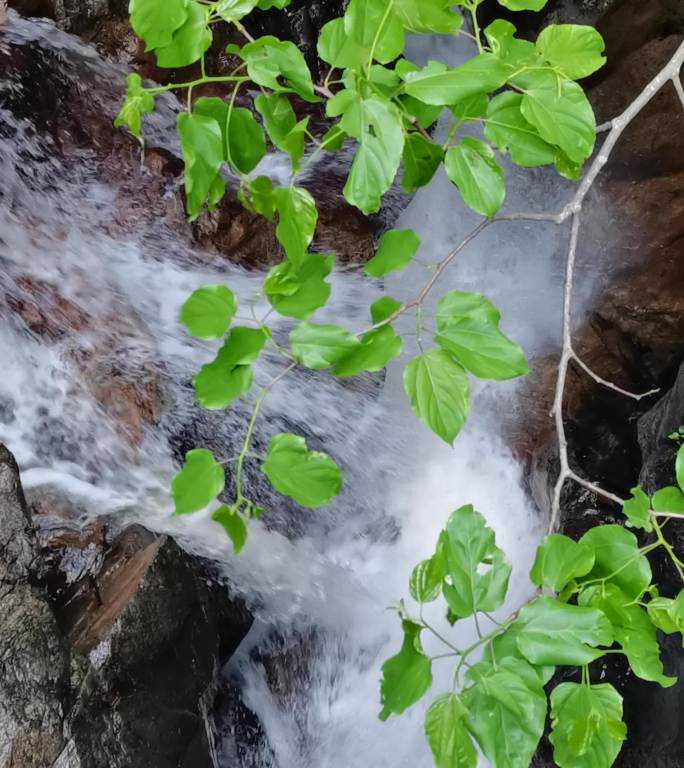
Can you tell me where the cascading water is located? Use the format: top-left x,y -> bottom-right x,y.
0,13 -> 594,767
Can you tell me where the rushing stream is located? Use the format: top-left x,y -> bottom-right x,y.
0,13 -> 606,767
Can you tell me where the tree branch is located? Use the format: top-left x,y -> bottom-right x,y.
544,40 -> 684,532
570,351 -> 661,401
673,73 -> 684,110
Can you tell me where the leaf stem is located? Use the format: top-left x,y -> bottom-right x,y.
367,0 -> 395,76
653,518 -> 684,582
467,2 -> 483,54
234,362 -> 296,500
420,619 -> 462,655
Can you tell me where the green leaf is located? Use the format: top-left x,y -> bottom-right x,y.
519,72 -> 596,164
485,92 -> 557,167
192,326 -> 267,409
622,486 -> 652,531
249,176 -> 276,219
435,319 -> 528,380
497,0 -> 548,10
367,64 -> 402,97
550,683 -> 626,768
424,694 -> 477,768
402,134 -> 444,194
280,118 -> 309,172
516,597 -> 614,666
677,443 -> 684,491
651,485 -> 684,514
193,362 -> 253,410
261,433 -> 342,508
180,285 -> 237,339
154,0 -> 212,68
193,95 -> 230,141
435,290 -> 500,329
401,96 -> 444,130
273,186 -> 318,261
256,0 -> 290,7
212,327 -> 268,369
462,658 -> 547,768
581,584 -> 676,688
379,620 -> 432,720
484,19 -> 538,69
129,0 -> 188,51
444,137 -> 505,217
554,148 -> 583,180
578,525 -> 652,600
214,0 -> 258,22
484,622 -> 555,685
172,448 -> 225,515
341,96 -> 404,215
669,591 -> 684,643
254,93 -> 296,149
403,54 -> 508,106
252,94 -> 308,171
212,505 -> 248,553
177,112 -> 225,219
371,297 -> 402,324
365,229 -> 421,277
647,596 -> 681,636
264,253 -> 333,320
289,322 -> 360,370
114,73 -> 154,144
344,0 -> 405,65
318,18 -> 366,69
410,553 -> 445,604
333,325 -> 402,376
403,349 -> 470,444
536,24 -> 606,80
530,534 -> 595,593
322,125 -> 346,152
239,36 -> 317,102
450,93 -> 489,125
393,0 -> 462,34
441,505 -> 511,619
225,107 -> 266,175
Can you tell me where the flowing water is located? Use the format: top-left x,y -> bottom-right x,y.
0,13 -> 600,767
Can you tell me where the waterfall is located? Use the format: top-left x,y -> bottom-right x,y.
0,13 -> 590,767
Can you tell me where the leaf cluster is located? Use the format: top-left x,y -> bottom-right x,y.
382,477 -> 684,768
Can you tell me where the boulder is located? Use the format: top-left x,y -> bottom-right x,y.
0,445 -> 254,768
0,446 -> 69,768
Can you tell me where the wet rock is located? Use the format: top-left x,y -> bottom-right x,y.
0,445 -> 255,767
0,446 -> 69,768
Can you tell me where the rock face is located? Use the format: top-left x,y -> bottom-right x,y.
0,446 -> 68,768
0,445 -> 253,768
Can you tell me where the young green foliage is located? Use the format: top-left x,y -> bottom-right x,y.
379,441 -> 684,768
113,6 -> 681,766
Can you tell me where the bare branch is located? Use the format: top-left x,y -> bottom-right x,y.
570,351 -> 661,401
567,471 -> 626,506
547,214 -> 580,533
557,40 -> 684,223
673,73 -> 684,110
543,40 -> 684,533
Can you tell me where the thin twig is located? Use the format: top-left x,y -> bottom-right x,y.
544,40 -> 684,532
673,74 -> 684,110
547,213 -> 580,533
570,351 -> 660,401
567,471 -> 625,506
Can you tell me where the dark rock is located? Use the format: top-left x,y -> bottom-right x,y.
0,444 -> 255,767
0,445 -> 69,768
638,359 -> 684,564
